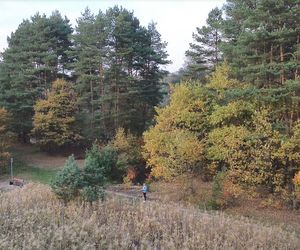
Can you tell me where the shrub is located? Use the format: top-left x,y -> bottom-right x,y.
81,186 -> 104,204
205,171 -> 241,210
112,128 -> 147,183
99,145 -> 118,181
51,155 -> 84,204
83,144 -> 107,186
293,171 -> 300,198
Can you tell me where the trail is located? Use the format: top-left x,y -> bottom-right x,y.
105,189 -> 156,202
0,180 -> 19,192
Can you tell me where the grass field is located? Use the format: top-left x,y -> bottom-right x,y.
0,183 -> 299,250
1,144 -> 299,239
0,152 -> 58,185
0,144 -> 83,184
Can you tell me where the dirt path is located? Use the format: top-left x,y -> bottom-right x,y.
0,181 -> 19,192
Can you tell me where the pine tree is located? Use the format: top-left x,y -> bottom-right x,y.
185,7 -> 223,80
72,8 -> 108,140
222,0 -> 300,86
51,155 -> 84,204
0,12 -> 73,142
73,6 -> 169,139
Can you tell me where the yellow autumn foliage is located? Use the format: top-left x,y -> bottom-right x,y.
206,62 -> 241,91
143,83 -> 206,179
0,108 -> 14,168
32,79 -> 81,151
144,62 -> 300,196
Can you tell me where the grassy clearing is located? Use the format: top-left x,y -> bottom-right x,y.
0,157 -> 58,184
0,183 -> 299,250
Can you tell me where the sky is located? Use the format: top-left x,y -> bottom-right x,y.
0,0 -> 225,72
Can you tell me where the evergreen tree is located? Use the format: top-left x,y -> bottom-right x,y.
72,8 -> 108,140
185,7 -> 223,80
73,6 -> 169,140
51,155 -> 84,204
0,12 -> 73,142
222,0 -> 300,86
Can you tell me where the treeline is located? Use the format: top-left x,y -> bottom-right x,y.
0,6 -> 169,149
145,0 -> 300,206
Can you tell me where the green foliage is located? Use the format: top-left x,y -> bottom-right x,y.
51,144 -> 117,203
32,79 -> 81,152
206,172 -> 224,210
73,7 -> 170,140
222,0 -> 300,86
185,7 -> 223,80
0,12 -> 73,141
0,6 -> 169,146
81,186 -> 104,203
51,155 -> 84,203
84,144 -> 110,185
83,143 -> 118,183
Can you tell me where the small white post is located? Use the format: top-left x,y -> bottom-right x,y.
10,158 -> 13,180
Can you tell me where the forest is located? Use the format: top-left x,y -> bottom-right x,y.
1,0 -> 300,210
1,0 -> 300,248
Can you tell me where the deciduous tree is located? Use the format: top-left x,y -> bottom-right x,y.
32,79 -> 81,151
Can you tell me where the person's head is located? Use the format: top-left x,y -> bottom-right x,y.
143,183 -> 146,186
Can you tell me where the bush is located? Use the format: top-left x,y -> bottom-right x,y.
81,186 -> 104,204
51,155 -> 84,204
99,145 -> 118,180
294,171 -> 300,196
83,144 -> 108,186
205,171 -> 240,210
112,128 -> 147,183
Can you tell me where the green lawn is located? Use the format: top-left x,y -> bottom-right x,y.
1,157 -> 58,185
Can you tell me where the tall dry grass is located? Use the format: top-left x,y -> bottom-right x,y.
0,183 -> 299,249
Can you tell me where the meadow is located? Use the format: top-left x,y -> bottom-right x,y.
0,183 -> 299,250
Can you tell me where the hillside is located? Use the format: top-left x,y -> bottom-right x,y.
0,184 -> 299,249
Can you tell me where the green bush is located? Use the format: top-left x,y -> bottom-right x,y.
83,144 -> 107,186
81,186 -> 104,204
83,144 -> 118,182
51,155 -> 84,204
204,172 -> 225,210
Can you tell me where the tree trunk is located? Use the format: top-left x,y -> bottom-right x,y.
295,35 -> 299,80
280,44 -> 284,84
90,70 -> 94,133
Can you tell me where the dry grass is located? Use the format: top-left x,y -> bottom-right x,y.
0,184 -> 299,249
148,177 -> 300,233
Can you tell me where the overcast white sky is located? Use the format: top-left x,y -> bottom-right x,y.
0,0 -> 225,72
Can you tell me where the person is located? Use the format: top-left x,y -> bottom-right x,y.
141,183 -> 147,202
